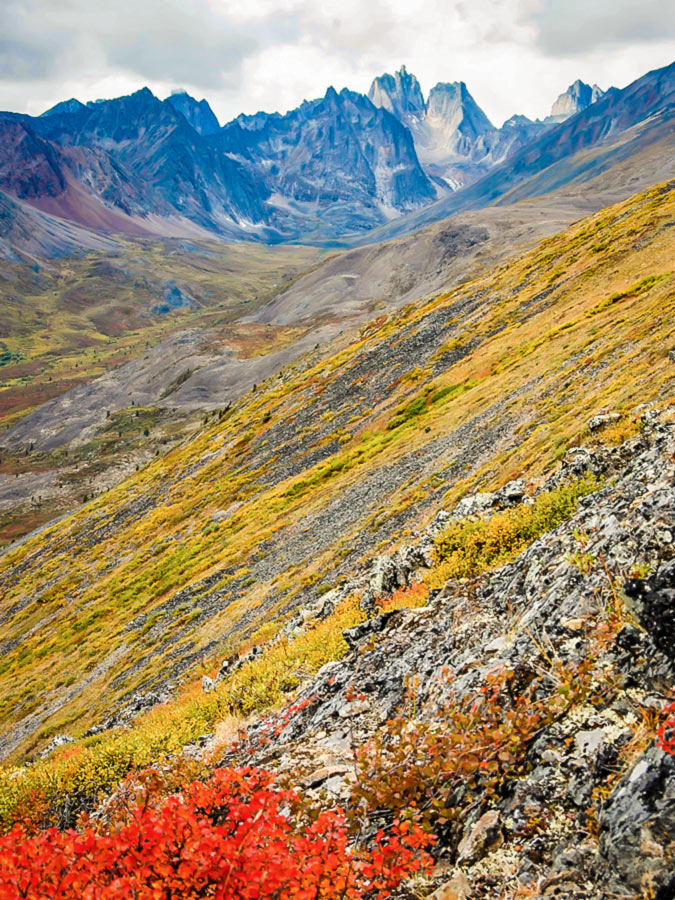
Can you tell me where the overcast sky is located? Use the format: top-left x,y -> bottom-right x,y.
1,0 -> 674,127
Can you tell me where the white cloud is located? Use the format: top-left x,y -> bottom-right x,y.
0,0 -> 673,125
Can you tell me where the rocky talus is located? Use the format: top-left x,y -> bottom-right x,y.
218,410 -> 675,899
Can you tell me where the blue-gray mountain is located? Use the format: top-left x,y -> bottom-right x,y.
364,61 -> 674,244
0,85 -> 435,243
165,91 -> 221,136
218,87 -> 436,237
367,66 -> 607,190
0,62 -> 671,249
547,79 -> 605,122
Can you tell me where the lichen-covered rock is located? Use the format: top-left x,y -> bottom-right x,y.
457,811 -> 503,864
624,561 -> 675,663
598,746 -> 675,898
588,413 -> 621,433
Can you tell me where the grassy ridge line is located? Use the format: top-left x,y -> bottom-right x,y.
0,182 -> 673,760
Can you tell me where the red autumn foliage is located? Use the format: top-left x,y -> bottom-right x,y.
0,766 -> 432,900
657,701 -> 675,756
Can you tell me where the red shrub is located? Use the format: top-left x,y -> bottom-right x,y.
0,766 -> 431,900
657,701 -> 675,756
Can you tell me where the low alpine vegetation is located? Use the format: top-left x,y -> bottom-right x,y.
433,475 -> 599,581
0,766 -> 432,899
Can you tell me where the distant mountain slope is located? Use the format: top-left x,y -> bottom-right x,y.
0,63 -> 671,248
4,89 -> 270,235
360,61 -> 675,244
0,86 -> 434,245
0,188 -> 121,261
0,180 -> 672,760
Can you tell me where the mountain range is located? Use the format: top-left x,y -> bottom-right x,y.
0,62 -> 672,249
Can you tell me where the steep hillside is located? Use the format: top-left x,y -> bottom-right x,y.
0,181 -> 672,766
0,189 -> 595,547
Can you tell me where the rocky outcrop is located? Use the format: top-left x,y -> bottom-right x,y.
598,745 -> 675,897
222,411 -> 675,897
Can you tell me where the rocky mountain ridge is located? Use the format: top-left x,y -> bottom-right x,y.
0,62 -> 666,248
165,91 -> 221,135
367,68 -> 606,190
217,86 -> 437,235
364,60 -> 674,244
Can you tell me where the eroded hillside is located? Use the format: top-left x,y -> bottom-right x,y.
0,182 -> 673,767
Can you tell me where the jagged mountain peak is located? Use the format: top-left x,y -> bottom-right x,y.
218,82 -> 436,233
368,65 -> 425,119
367,70 -> 501,189
165,91 -> 220,135
426,80 -> 494,133
41,98 -> 87,118
549,79 -> 605,121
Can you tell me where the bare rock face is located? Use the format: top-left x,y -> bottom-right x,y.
457,811 -> 503,864
368,69 -> 504,190
549,80 -> 605,122
368,65 -> 425,120
598,746 -> 675,898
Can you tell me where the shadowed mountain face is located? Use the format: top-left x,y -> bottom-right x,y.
218,87 -> 436,237
0,63 -> 672,250
165,92 -> 221,135
0,90 -> 269,239
0,87 -> 434,244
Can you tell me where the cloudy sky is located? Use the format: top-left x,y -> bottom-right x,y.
1,0 -> 674,127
